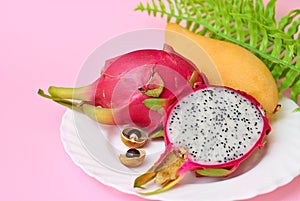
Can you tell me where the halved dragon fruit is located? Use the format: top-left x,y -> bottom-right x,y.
134,85 -> 271,194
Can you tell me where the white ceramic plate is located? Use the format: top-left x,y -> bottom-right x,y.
61,96 -> 300,201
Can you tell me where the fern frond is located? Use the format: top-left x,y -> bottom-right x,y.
135,0 -> 300,104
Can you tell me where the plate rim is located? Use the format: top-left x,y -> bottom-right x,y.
60,96 -> 300,201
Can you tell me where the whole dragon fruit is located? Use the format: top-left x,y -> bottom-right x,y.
38,45 -> 204,134
134,85 -> 271,194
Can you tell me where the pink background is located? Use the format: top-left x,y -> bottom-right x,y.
1,0 -> 300,200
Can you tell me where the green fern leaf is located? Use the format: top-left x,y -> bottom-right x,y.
135,0 -> 300,105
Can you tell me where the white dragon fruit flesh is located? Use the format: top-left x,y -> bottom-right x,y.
134,85 -> 271,195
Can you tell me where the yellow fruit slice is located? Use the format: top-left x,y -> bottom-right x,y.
165,23 -> 278,118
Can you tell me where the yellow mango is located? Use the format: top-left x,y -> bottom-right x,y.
165,23 -> 278,117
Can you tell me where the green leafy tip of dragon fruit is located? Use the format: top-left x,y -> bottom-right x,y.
135,0 -> 300,106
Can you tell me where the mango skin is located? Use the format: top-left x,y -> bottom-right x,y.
165,23 -> 278,117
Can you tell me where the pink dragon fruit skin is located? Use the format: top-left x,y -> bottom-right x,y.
91,48 -> 203,108
134,85 -> 271,195
108,60 -> 202,131
38,45 -> 204,133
